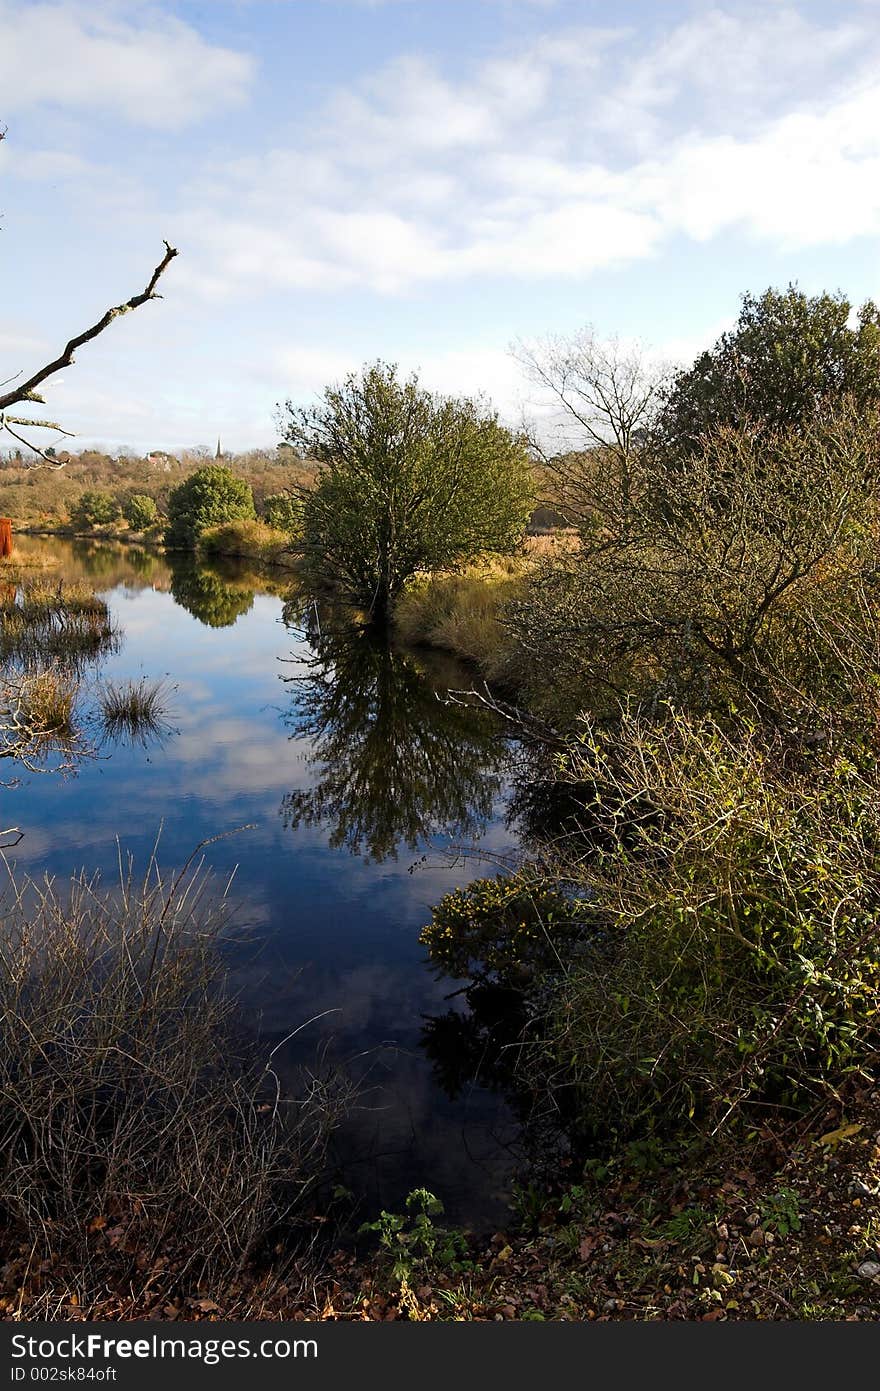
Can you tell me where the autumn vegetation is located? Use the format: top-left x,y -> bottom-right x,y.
5,279 -> 880,1320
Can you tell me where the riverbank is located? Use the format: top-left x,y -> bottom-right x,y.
6,1080 -> 879,1320
392,535 -> 576,683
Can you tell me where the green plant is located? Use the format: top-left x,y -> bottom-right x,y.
541,707 -> 880,1135
659,285 -> 880,449
358,1189 -> 473,1286
164,465 -> 255,551
279,361 -> 534,622
123,493 -> 158,531
69,491 -> 120,530
760,1188 -> 802,1237
263,491 -> 304,534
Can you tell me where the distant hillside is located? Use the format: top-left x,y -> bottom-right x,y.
0,447 -> 317,529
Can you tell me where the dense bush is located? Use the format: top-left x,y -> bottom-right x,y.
68,490 -> 120,529
506,402 -> 880,725
164,465 -> 256,550
263,491 -> 304,535
538,709 -> 880,1135
123,493 -> 158,530
279,361 -> 534,621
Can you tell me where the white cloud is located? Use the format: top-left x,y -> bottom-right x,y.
169,6 -> 880,297
0,1 -> 253,128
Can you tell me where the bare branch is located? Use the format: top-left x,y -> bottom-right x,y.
0,241 -> 179,458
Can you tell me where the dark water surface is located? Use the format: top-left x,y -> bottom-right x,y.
5,538 -> 525,1224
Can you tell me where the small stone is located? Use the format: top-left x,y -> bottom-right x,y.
716,1223 -> 729,1241
746,1212 -> 760,1228
849,1178 -> 877,1198
856,1260 -> 880,1281
747,1227 -> 765,1248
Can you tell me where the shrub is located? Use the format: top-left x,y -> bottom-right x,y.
164,465 -> 255,551
69,491 -> 120,530
123,493 -> 158,531
505,402 -> 880,726
538,708 -> 880,1136
0,861 -> 344,1300
263,491 -> 304,535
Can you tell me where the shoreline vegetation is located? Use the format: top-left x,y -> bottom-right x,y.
5,290 -> 880,1320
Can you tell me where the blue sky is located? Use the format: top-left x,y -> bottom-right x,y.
1,0 -> 879,452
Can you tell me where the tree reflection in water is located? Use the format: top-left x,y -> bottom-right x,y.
169,559 -> 255,629
279,613 -> 510,862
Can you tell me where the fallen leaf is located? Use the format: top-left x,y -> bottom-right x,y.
819,1123 -> 863,1147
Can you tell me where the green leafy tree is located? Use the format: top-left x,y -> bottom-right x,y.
69,490 -> 119,529
164,465 -> 255,551
278,362 -> 534,621
660,285 -> 880,449
262,491 -> 303,534
123,493 -> 158,531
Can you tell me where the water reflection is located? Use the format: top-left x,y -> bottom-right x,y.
280,619 -> 510,862
7,539 -> 528,1219
169,559 -> 255,629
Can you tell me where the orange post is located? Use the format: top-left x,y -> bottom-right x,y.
0,519 -> 12,558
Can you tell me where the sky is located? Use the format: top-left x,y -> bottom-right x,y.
1,0 -> 879,454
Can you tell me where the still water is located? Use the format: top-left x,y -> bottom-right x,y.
5,538 -> 526,1225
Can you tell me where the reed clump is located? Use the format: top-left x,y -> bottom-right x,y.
17,666 -> 78,735
0,579 -> 116,671
394,557 -> 524,680
0,859 -> 347,1304
96,676 -> 174,744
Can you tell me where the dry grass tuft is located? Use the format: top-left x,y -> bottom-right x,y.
394,556 -> 525,679
198,520 -> 297,568
0,578 -> 116,671
96,676 -> 174,745
0,856 -> 348,1306
17,666 -> 77,734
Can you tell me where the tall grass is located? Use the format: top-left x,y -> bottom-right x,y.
0,578 -> 116,672
394,558 -> 524,680
198,520 -> 297,568
96,676 -> 174,746
0,856 -> 347,1308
